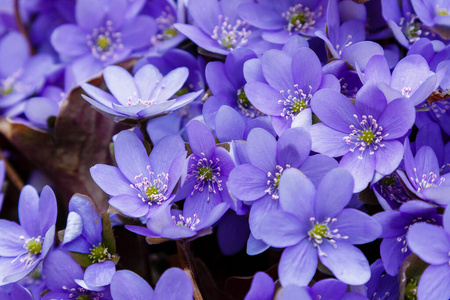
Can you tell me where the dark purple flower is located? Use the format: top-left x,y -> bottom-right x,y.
0,160 -> 4,211
374,200 -> 442,275
407,206 -> 450,299
0,283 -> 33,300
110,268 -> 193,300
0,185 -> 57,285
203,47 -> 260,129
91,131 -> 186,218
228,127 -> 338,242
259,168 -> 381,286
42,250 -> 112,300
351,259 -> 399,299
176,120 -> 236,216
397,140 -> 450,205
82,64 -> 202,121
142,0 -> 187,53
310,84 -> 415,192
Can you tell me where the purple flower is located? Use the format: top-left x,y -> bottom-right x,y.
176,120 -> 236,216
126,200 -> 229,242
351,259 -> 399,299
411,0 -> 450,33
0,31 -> 53,116
142,0 -> 187,53
61,194 -> 117,287
51,0 -> 154,84
244,272 -> 274,300
244,47 -> 340,135
0,283 -> 33,300
42,250 -> 112,300
82,64 -> 202,121
381,0 -> 432,48
110,268 -> 193,300
203,47 -> 260,129
374,200 -> 442,275
0,185 -> 57,285
396,140 -> 450,206
238,0 -> 328,43
91,131 -> 186,218
259,168 -> 381,286
310,85 -> 415,192
361,54 -> 442,106
228,127 -> 338,245
407,206 -> 450,299
174,0 -> 258,55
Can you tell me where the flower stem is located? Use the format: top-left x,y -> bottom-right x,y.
14,0 -> 34,55
0,150 -> 24,191
177,241 -> 204,300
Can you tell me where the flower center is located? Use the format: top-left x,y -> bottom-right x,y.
198,166 -> 213,181
278,84 -> 312,119
401,87 -> 412,98
131,166 -> 169,205
87,20 -> 123,62
88,243 -> 112,264
376,173 -> 409,205
411,168 -> 445,192
265,164 -> 290,199
63,286 -> 105,300
1,85 -> 13,96
307,217 -> 348,257
24,237 -> 42,255
343,114 -> 388,159
188,153 -> 223,198
172,214 -> 200,231
211,15 -> 251,50
12,235 -> 44,269
437,9 -> 448,15
151,7 -> 178,45
282,4 -> 322,34
359,129 -> 375,144
399,13 -> 433,44
237,88 -> 263,118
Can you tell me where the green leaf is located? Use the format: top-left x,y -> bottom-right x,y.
398,253 -> 429,300
101,213 -> 116,254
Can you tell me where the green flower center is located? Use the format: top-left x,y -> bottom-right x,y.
309,223 -> 327,239
238,89 -> 251,108
25,238 -> 42,255
437,9 -> 448,15
97,36 -> 110,50
405,279 -> 418,300
1,86 -> 13,96
291,100 -> 307,114
198,166 -> 212,181
146,185 -> 160,199
359,129 -> 375,144
77,295 -> 91,300
163,27 -> 178,39
290,13 -> 306,26
88,243 -> 111,263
